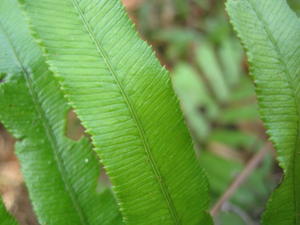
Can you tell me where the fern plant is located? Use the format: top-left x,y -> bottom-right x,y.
0,0 -> 212,224
0,0 -> 122,224
2,0 -> 296,224
227,0 -> 300,224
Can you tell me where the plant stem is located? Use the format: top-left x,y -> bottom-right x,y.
210,142 -> 272,217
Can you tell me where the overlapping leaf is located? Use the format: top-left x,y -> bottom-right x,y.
227,0 -> 300,224
0,198 -> 19,225
23,0 -> 212,224
0,1 -> 122,225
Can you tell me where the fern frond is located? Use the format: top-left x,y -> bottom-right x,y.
172,36 -> 256,142
172,63 -> 218,140
0,1 -> 122,225
23,0 -> 212,224
196,42 -> 230,103
227,0 -> 300,224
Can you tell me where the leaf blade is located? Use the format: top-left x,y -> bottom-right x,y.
23,0 -> 212,224
226,0 -> 300,224
0,1 -> 122,224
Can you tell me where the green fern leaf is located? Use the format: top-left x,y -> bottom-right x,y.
0,198 -> 19,225
0,1 -> 122,225
226,0 -> 300,224
23,0 -> 211,224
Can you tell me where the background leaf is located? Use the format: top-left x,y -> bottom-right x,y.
227,0 -> 300,224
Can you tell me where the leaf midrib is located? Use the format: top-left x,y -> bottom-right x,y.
246,0 -> 300,223
0,22 -> 89,225
70,0 -> 181,223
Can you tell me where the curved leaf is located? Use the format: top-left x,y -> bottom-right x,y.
226,0 -> 300,224
0,1 -> 122,225
0,198 -> 19,225
23,0 -> 211,224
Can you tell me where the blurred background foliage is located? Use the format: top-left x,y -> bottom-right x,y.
0,0 -> 282,225
123,0 -> 279,224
